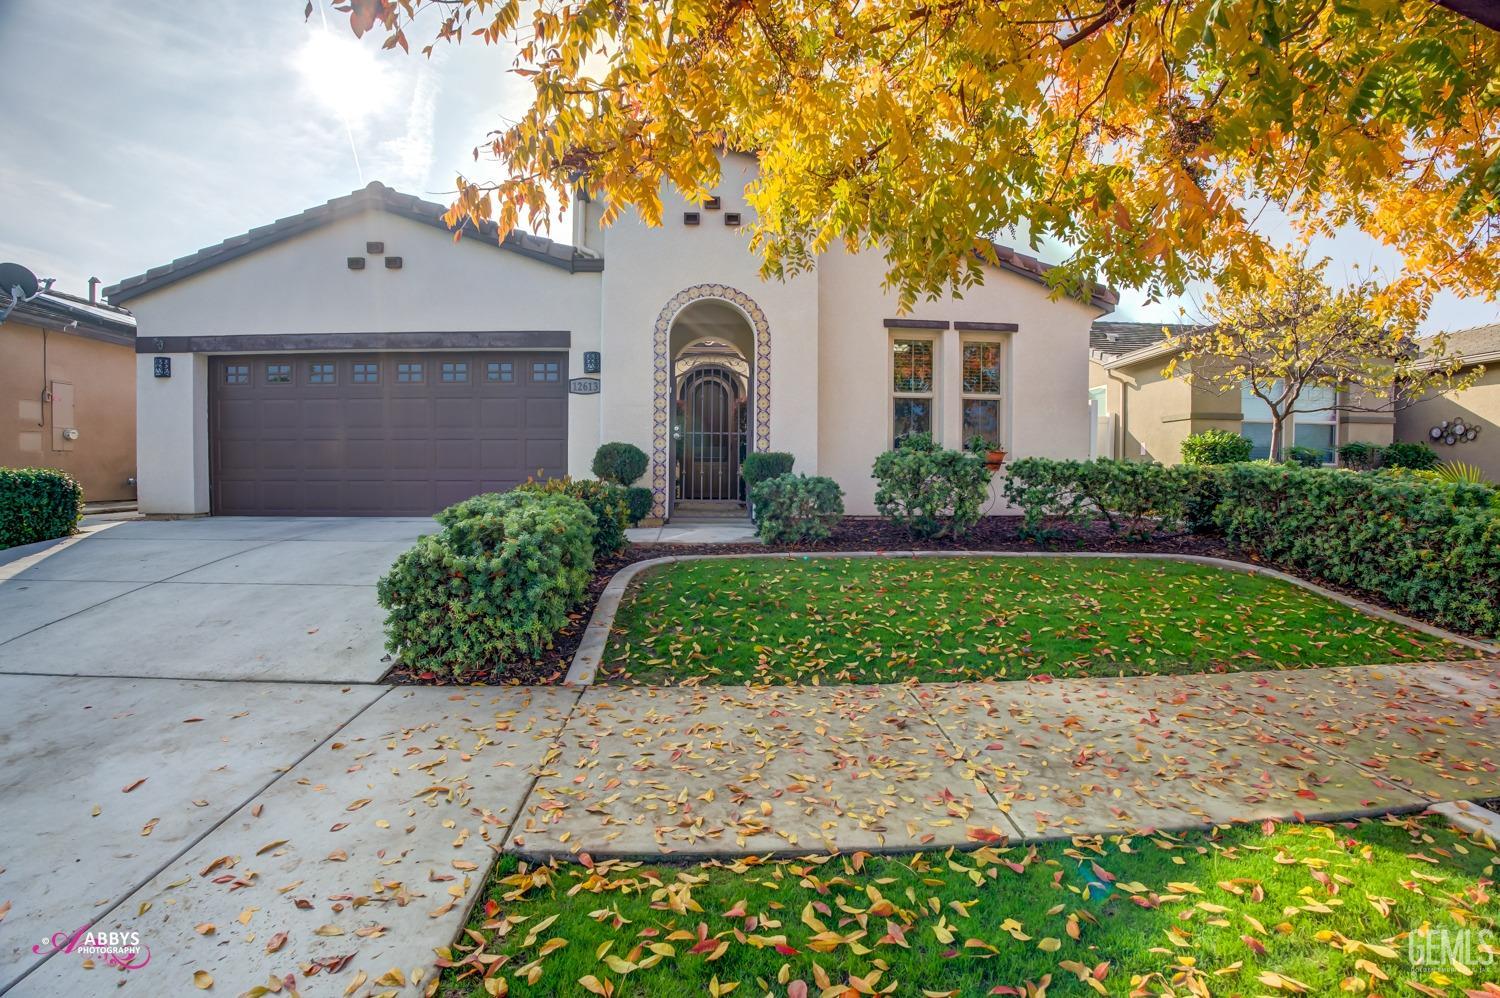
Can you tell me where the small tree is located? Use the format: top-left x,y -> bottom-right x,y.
1164,251 -> 1479,462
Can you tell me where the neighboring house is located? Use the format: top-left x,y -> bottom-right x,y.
1088,322 -> 1392,464
1395,324 -> 1500,479
0,283 -> 137,501
109,152 -> 1115,519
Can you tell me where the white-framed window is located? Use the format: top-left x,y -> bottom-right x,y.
1241,381 -> 1338,463
960,336 -> 1005,446
891,336 -> 936,446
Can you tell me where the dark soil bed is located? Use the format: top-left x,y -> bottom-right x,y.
383,515 -> 1489,686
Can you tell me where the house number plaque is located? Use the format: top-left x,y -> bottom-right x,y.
569,378 -> 601,395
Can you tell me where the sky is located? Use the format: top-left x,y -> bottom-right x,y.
1,0 -> 1495,333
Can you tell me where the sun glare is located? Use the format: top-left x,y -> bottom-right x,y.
295,30 -> 393,126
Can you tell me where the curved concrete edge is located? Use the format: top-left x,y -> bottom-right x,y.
1432,800 -> 1500,843
563,549 -> 1500,685
0,520 -> 124,580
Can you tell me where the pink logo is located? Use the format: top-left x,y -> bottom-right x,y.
33,926 -> 151,970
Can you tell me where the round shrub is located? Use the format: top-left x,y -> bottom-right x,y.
0,467 -> 83,549
750,474 -> 844,544
1337,441 -> 1383,471
377,490 -> 594,678
591,442 -> 648,485
514,477 -> 630,556
624,486 -> 654,525
1286,445 -> 1323,468
741,452 -> 795,491
1383,441 -> 1439,470
1181,429 -> 1252,465
872,434 -> 991,539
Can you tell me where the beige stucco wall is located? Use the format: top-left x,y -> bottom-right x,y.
593,153 -> 821,515
1,320 -> 136,501
817,245 -> 1102,514
128,208 -> 603,513
1396,364 -> 1500,479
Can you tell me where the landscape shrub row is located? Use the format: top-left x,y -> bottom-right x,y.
378,475 -> 632,677
0,467 -> 83,549
1004,458 -> 1500,636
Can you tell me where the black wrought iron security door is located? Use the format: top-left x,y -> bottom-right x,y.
677,367 -> 745,501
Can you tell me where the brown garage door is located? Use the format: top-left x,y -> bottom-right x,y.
211,352 -> 567,516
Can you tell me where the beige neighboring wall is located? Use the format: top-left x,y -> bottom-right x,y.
1396,364 -> 1500,479
1097,351 -> 1238,464
1,319 -> 136,501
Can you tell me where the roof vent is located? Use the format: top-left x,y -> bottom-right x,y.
1104,332 -> 1119,342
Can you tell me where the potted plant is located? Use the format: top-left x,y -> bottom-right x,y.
966,434 -> 1007,473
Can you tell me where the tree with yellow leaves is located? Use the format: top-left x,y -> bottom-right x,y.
323,0 -> 1500,309
1163,250 -> 1478,462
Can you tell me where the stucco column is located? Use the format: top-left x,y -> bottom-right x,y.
940,327 -> 962,447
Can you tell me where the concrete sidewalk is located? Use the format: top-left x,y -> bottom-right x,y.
4,659 -> 1498,996
513,659 -> 1500,859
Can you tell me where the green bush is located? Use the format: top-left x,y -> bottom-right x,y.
1181,429 -> 1253,465
514,477 -> 630,556
377,490 -> 595,677
1382,441 -> 1439,470
624,486 -> 655,525
0,467 -> 83,549
1337,442 -> 1383,471
1211,463 -> 1499,635
591,442 -> 648,485
750,474 -> 844,543
1000,457 -> 1500,635
1286,445 -> 1323,468
872,434 -> 991,538
1002,458 -> 1214,540
741,452 -> 795,490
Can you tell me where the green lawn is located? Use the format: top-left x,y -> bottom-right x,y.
439,814 -> 1500,997
600,556 -> 1477,685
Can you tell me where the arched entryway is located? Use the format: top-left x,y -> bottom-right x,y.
650,286 -> 770,520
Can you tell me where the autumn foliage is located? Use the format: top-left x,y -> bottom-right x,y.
328,0 -> 1499,307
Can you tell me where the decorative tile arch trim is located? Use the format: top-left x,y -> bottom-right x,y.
650,284 -> 771,519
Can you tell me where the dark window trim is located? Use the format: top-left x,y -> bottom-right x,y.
954,321 -> 1019,332
135,330 -> 571,354
883,318 -> 949,329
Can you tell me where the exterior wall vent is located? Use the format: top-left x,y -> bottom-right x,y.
366,241 -> 384,254
703,196 -> 721,210
683,212 -> 701,226
385,256 -> 403,269
724,212 -> 742,227
347,257 -> 366,270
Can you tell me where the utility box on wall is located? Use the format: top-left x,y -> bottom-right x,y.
50,380 -> 76,452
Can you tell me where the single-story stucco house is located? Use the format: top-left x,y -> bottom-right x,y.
108,152 -> 1116,519
1394,324 -> 1500,479
1088,322 -> 1395,465
1,283 -> 138,501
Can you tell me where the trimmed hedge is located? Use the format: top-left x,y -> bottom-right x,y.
1003,458 -> 1500,636
1002,458 -> 1216,540
741,452 -> 795,491
1383,441 -> 1439,470
624,486 -> 654,526
750,474 -> 844,543
591,442 -> 648,485
1181,429 -> 1253,465
1,467 -> 83,549
514,477 -> 630,556
872,434 -> 991,539
377,490 -> 594,677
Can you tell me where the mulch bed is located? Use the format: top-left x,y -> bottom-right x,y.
381,515 -> 1442,687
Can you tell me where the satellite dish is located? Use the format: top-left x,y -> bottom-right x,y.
0,262 -> 39,299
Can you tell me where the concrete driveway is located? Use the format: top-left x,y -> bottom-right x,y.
0,517 -> 435,682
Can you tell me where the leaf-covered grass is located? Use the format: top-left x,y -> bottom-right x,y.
601,556 -> 1477,685
440,814 -> 1500,997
